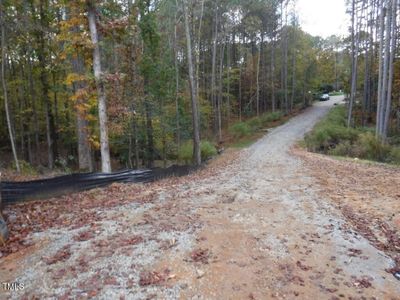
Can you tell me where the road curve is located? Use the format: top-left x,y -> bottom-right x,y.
2,95 -> 399,299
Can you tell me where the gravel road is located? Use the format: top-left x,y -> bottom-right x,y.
2,95 -> 399,299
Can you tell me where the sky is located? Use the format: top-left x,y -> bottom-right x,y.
297,0 -> 349,38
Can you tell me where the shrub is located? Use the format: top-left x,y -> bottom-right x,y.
323,105 -> 348,126
329,141 -> 354,157
246,118 -> 262,131
12,160 -> 38,176
178,140 -> 217,164
305,105 -> 400,166
305,124 -> 358,153
178,141 -> 193,164
357,133 -> 392,162
229,122 -> 251,139
260,111 -> 284,125
200,141 -> 218,160
389,147 -> 400,165
304,106 -> 359,153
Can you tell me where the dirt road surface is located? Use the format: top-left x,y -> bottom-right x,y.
1,95 -> 399,299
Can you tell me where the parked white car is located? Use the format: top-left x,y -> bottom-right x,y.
319,93 -> 330,101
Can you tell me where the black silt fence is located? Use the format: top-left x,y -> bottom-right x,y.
1,165 -> 197,205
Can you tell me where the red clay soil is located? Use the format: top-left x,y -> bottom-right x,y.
292,146 -> 400,273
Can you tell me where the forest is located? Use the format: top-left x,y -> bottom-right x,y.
0,0 -> 399,174
0,0 -> 349,173
2,1 -> 400,298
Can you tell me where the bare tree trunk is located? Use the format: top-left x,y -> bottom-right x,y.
87,1 -> 111,173
144,99 -> 154,168
183,0 -> 201,166
239,62 -> 242,121
290,48 -> 296,112
217,41 -> 225,142
239,32 -> 244,121
382,0 -> 398,138
379,0 -> 392,135
367,3 -> 376,120
0,1 -> 20,173
211,5 -> 219,136
256,43 -> 261,117
271,38 -> 276,112
195,0 -> 204,100
363,43 -> 369,126
38,0 -> 55,169
283,2 -> 289,114
27,55 -> 40,163
52,72 -> 59,159
227,37 -> 231,121
18,67 -> 27,161
128,0 -> 139,169
361,4 -> 369,126
347,0 -> 361,127
129,108 -> 139,169
174,2 -> 181,151
376,0 -> 386,136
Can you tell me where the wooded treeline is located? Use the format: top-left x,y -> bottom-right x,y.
0,0 -> 349,172
347,0 -> 400,141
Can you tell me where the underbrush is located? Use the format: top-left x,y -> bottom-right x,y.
229,111 -> 284,139
178,140 -> 217,163
11,160 -> 38,176
304,105 -> 400,165
329,91 -> 344,96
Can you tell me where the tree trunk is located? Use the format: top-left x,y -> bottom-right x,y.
211,6 -> 219,136
18,66 -> 27,161
217,41 -> 225,142
290,48 -> 296,112
27,55 -> 40,163
379,0 -> 392,136
256,43 -> 261,117
144,99 -> 154,168
71,54 -> 93,172
183,0 -> 201,166
382,0 -> 398,139
1,1 -> 20,172
128,0 -> 139,169
38,0 -> 56,169
347,0 -> 361,127
87,1 -> 111,173
68,6 -> 93,172
283,2 -> 289,114
174,4 -> 181,151
52,72 -> 59,159
195,0 -> 205,100
227,37 -> 231,121
271,38 -> 276,112
376,0 -> 386,136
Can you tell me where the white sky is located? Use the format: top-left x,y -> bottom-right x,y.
297,0 -> 349,38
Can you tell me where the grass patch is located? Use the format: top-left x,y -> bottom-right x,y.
226,110 -> 295,150
329,91 -> 344,96
231,136 -> 260,149
304,105 -> 400,165
228,111 -> 285,139
178,140 -> 217,164
229,122 -> 252,139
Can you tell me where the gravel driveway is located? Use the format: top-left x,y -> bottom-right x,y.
1,95 -> 399,299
